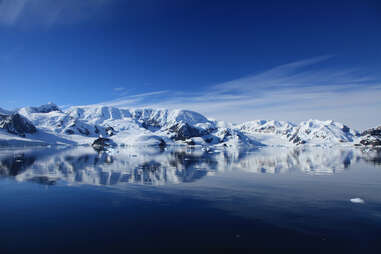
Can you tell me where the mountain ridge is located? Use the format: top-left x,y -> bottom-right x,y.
0,103 -> 378,148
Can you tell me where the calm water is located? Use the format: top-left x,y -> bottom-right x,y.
0,146 -> 381,252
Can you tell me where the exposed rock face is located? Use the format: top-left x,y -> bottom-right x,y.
105,126 -> 115,136
1,103 -> 367,147
360,138 -> 381,147
61,119 -> 99,137
141,119 -> 162,130
362,126 -> 381,136
28,103 -> 61,113
169,122 -> 207,141
64,129 -> 75,135
359,126 -> 381,147
288,130 -> 307,145
15,105 -> 249,146
0,113 -> 37,137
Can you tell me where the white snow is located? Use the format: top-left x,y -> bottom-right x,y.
239,119 -> 359,147
295,119 -> 359,145
0,103 -> 366,148
0,129 -> 47,147
19,102 -> 60,114
239,119 -> 296,136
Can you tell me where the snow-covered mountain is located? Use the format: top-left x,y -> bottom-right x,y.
19,102 -> 61,114
290,120 -> 359,145
0,103 -> 375,148
0,113 -> 36,136
239,119 -> 359,146
0,112 -> 40,146
357,126 -> 381,147
13,104 -> 254,147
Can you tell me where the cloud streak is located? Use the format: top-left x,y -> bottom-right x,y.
113,87 -> 126,92
97,56 -> 381,130
86,90 -> 169,108
0,0 -> 112,26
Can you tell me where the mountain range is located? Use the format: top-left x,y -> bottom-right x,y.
0,103 -> 379,148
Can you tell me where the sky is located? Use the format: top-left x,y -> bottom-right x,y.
0,0 -> 380,129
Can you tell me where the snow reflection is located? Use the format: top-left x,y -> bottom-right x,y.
0,146 -> 380,187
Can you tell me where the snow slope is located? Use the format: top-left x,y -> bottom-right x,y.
14,105 -> 256,147
290,120 -> 359,145
0,129 -> 47,147
239,119 -> 360,147
0,103 -> 368,148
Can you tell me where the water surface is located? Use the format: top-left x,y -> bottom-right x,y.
0,146 -> 381,251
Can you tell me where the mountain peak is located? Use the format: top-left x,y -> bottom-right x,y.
0,103 -> 377,148
19,103 -> 61,115
33,103 -> 61,113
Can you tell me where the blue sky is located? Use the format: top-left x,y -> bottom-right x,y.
0,0 -> 380,129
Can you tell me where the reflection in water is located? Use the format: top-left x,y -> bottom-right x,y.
360,148 -> 381,165
0,146 -> 380,187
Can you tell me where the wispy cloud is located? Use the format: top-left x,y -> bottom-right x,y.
0,0 -> 27,25
87,90 -> 169,108
126,90 -> 169,98
113,87 -> 126,92
96,56 -> 381,130
0,0 -> 112,26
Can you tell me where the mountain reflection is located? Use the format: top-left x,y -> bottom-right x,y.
0,146 -> 380,187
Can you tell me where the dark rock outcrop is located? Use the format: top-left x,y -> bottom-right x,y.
29,103 -> 61,113
287,127 -> 307,145
362,126 -> 381,137
342,125 -> 351,133
289,135 -> 306,145
169,123 -> 207,141
0,113 -> 37,137
92,137 -> 116,151
359,126 -> 381,147
105,126 -> 115,136
360,138 -> 381,147
141,119 -> 162,130
77,127 -> 90,136
64,129 -> 75,135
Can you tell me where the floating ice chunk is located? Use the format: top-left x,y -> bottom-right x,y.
350,198 -> 365,204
